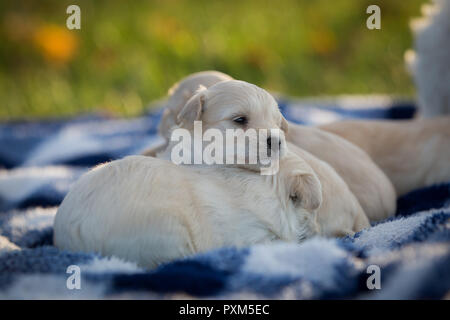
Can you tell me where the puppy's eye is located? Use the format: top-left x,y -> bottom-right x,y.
233,116 -> 248,125
290,194 -> 299,203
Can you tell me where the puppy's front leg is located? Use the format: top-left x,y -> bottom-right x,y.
334,229 -> 355,238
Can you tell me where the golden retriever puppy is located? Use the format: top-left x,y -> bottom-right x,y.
319,117 -> 450,195
286,124 -> 397,222
54,154 -> 322,269
287,143 -> 370,236
157,79 -> 289,171
54,150 -> 369,268
163,77 -> 395,222
143,71 -> 233,157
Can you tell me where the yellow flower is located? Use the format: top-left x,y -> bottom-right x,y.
33,25 -> 78,63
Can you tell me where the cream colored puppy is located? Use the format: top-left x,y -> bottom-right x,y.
54,154 -> 322,269
161,76 -> 395,222
286,124 -> 397,222
319,117 -> 450,195
54,152 -> 369,269
143,71 -> 233,157
158,79 -> 289,169
287,143 -> 370,236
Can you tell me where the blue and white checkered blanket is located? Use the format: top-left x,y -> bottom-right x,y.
0,96 -> 448,299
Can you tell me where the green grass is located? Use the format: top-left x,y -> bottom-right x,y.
0,0 -> 426,120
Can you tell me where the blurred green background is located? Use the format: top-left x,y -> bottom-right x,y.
0,0 -> 426,120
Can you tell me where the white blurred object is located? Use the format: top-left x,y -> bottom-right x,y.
405,0 -> 450,117
0,235 -> 20,256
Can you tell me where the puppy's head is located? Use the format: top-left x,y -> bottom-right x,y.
277,151 -> 322,240
176,80 -> 289,169
159,71 -> 233,140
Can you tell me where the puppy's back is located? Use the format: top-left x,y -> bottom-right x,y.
53,156 -> 201,268
288,124 -> 396,222
320,117 -> 450,195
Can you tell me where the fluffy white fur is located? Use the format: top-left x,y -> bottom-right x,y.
54,150 -> 370,268
286,124 -> 396,222
54,154 -> 322,269
152,73 -> 395,222
287,143 -> 370,236
405,0 -> 450,117
158,79 -> 289,170
320,117 -> 450,196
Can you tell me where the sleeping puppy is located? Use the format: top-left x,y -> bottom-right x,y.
287,143 -> 370,236
286,124 -> 396,222
158,76 -> 395,222
319,117 -> 450,196
158,79 -> 289,171
143,71 -> 233,157
53,152 -> 369,269
54,153 -> 321,269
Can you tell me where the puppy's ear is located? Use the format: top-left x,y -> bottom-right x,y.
281,116 -> 289,134
176,86 -> 207,125
289,171 -> 322,211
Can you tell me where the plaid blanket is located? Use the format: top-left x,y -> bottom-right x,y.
0,95 -> 448,299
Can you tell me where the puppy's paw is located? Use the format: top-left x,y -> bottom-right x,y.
334,229 -> 355,238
